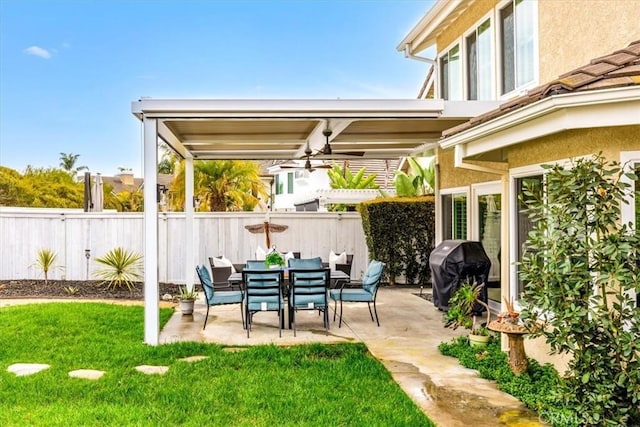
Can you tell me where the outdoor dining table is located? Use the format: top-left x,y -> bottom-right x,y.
228,269 -> 350,288
229,268 -> 350,330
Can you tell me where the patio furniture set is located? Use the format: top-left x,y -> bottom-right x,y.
195,254 -> 385,338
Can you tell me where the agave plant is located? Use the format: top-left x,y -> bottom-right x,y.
94,247 -> 143,291
32,248 -> 63,284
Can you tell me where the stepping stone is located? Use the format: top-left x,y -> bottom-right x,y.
7,363 -> 50,376
68,369 -> 105,380
178,355 -> 209,363
135,365 -> 169,375
223,347 -> 248,353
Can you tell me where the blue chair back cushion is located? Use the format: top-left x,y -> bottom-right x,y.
246,260 -> 268,269
196,265 -> 215,301
288,257 -> 322,269
362,260 -> 384,294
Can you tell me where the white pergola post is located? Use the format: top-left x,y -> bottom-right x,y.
143,117 -> 160,345
184,157 -> 195,291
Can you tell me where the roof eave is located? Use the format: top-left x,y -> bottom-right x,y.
440,86 -> 640,156
396,0 -> 472,55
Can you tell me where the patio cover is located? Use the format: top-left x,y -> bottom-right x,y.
131,98 -> 500,345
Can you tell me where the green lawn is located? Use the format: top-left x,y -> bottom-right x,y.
0,303 -> 433,426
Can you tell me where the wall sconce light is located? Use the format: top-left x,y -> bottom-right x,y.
193,196 -> 201,209
157,184 -> 168,203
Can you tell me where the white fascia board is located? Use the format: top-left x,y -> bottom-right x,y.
441,87 -> 640,156
396,0 -> 466,54
441,100 -> 503,119
131,99 -> 444,119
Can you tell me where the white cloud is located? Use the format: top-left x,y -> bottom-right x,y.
24,46 -> 52,59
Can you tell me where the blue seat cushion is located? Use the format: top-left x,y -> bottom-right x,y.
329,288 -> 374,302
362,260 -> 384,294
209,291 -> 243,305
291,294 -> 327,308
247,296 -> 284,311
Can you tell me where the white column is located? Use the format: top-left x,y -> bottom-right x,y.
184,157 -> 195,292
143,117 -> 159,346
500,173 -> 510,351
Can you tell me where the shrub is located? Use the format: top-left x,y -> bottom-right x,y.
519,155 -> 640,426
32,248 -> 62,284
358,196 -> 435,285
94,247 -> 143,291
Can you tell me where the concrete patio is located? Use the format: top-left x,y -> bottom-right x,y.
161,287 -> 544,427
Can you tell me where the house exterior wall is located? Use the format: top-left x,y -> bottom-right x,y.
538,0 -> 640,83
507,125 -> 640,168
438,147 -> 506,189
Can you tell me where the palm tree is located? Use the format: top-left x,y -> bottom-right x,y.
59,152 -> 87,175
171,160 -> 268,212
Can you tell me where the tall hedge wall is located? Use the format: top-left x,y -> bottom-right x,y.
358,196 -> 435,285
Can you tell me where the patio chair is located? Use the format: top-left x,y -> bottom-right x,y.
329,260 -> 385,328
195,265 -> 244,330
335,254 -> 354,277
288,267 -> 331,336
242,269 -> 285,338
207,257 -> 237,291
245,260 -> 268,269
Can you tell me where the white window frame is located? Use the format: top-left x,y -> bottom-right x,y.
438,40 -> 463,101
496,0 -> 539,99
620,151 -> 640,306
462,12 -> 495,101
439,186 -> 470,243
509,163 -> 547,307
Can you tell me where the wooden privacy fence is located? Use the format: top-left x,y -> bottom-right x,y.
0,210 -> 368,283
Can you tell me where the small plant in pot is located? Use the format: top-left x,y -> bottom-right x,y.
264,250 -> 285,268
178,285 -> 198,315
443,279 -> 492,347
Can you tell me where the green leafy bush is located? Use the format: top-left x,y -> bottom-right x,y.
94,247 -> 143,291
358,196 -> 435,285
519,155 -> 640,426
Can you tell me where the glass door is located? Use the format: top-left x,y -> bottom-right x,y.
473,183 -> 502,308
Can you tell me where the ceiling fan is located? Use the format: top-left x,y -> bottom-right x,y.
280,143 -> 332,172
315,128 -> 365,158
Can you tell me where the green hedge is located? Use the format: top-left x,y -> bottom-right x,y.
358,196 -> 435,285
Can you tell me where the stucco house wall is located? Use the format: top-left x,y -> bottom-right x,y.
506,125 -> 640,168
538,0 -> 640,83
438,147 -> 506,189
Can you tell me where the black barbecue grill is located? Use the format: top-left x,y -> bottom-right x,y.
428,240 -> 491,311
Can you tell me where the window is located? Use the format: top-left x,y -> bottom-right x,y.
442,192 -> 467,240
287,172 -> 294,194
275,174 -> 284,195
466,19 -> 492,100
440,44 -> 462,100
500,0 -> 535,94
515,175 -> 542,297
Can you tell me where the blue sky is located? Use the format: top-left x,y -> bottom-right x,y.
0,0 -> 433,176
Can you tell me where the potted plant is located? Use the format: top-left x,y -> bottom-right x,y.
178,285 -> 198,315
264,250 -> 285,269
444,279 -> 492,347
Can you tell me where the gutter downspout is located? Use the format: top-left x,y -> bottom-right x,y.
403,44 -> 438,98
